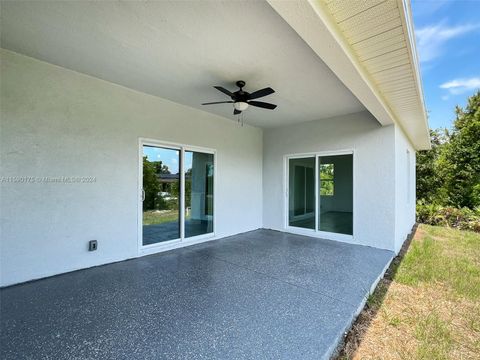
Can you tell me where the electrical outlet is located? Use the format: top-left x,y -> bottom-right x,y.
88,240 -> 98,251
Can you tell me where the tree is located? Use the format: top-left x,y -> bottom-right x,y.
153,161 -> 170,175
416,91 -> 480,209
416,129 -> 449,203
142,156 -> 161,210
440,91 -> 480,208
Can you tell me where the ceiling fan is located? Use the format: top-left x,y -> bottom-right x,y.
202,80 -> 277,115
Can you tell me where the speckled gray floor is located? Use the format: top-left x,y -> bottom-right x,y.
0,229 -> 394,360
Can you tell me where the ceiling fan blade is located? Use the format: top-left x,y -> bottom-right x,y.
234,109 -> 241,115
214,86 -> 234,97
202,101 -> 234,105
248,101 -> 277,110
248,87 -> 275,100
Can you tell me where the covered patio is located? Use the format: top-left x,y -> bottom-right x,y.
1,230 -> 393,359
1,1 -> 429,358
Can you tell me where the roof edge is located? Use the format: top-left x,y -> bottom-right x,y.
267,0 -> 431,150
397,0 -> 431,150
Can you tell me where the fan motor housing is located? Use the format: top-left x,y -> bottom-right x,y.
232,91 -> 249,102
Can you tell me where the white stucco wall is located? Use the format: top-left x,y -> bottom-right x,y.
263,111 -> 397,251
394,125 -> 417,253
1,49 -> 417,286
0,50 -> 263,286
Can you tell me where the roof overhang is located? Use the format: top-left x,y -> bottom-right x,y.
267,0 -> 431,150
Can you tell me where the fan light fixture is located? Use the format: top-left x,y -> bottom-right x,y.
233,101 -> 249,111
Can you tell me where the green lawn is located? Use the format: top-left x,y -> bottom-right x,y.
143,209 -> 180,225
396,225 -> 480,300
340,224 -> 480,360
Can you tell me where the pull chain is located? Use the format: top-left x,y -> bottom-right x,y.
237,112 -> 245,127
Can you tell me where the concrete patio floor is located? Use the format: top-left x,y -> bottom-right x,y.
0,229 -> 394,359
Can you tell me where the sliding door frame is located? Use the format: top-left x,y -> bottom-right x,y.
138,138 -> 217,256
284,149 -> 355,242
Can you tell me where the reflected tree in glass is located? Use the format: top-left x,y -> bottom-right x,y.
319,163 -> 334,196
142,146 -> 180,245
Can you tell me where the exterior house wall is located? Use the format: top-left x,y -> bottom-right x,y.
394,125 -> 417,253
0,50 -> 263,286
262,112 -> 397,251
1,49 -> 417,287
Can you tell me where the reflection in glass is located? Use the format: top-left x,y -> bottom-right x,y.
318,154 -> 353,235
142,146 -> 180,245
319,163 -> 334,196
288,157 -> 315,229
185,151 -> 214,237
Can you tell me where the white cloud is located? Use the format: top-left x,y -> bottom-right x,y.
416,22 -> 479,63
441,95 -> 449,101
440,77 -> 480,95
171,158 -> 178,164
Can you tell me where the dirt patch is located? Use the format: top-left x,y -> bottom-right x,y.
334,224 -> 418,360
351,282 -> 479,360
334,224 -> 480,360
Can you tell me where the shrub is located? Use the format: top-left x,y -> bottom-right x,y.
416,201 -> 480,232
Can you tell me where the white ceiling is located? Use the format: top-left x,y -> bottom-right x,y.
0,1 -> 365,127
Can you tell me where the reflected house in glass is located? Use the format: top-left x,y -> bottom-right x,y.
142,145 -> 214,245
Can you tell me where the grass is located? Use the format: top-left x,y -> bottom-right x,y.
395,226 -> 480,300
415,313 -> 453,360
336,224 -> 480,360
143,209 -> 181,225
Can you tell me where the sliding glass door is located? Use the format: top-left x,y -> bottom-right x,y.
288,157 -> 315,229
141,143 -> 214,246
287,153 -> 353,236
184,151 -> 214,238
318,154 -> 353,235
142,145 -> 181,245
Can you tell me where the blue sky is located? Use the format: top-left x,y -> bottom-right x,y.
143,146 -> 194,174
411,0 -> 480,129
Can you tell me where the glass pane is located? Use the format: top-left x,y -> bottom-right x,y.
318,154 -> 353,235
142,146 -> 180,245
185,151 -> 214,238
320,163 -> 334,196
288,157 -> 315,229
